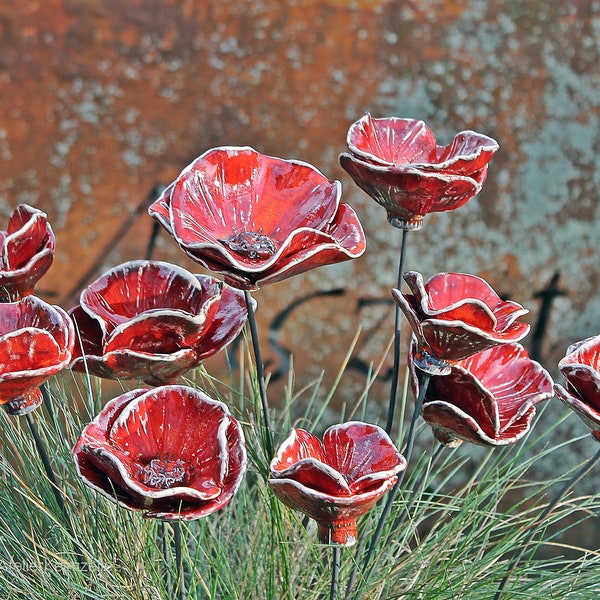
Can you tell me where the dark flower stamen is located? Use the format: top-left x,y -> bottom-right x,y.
222,231 -> 278,260
140,458 -> 188,489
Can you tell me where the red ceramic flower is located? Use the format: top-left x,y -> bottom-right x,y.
0,204 -> 55,301
339,114 -> 499,230
268,422 -> 406,546
72,385 -> 247,520
69,260 -> 249,385
392,271 -> 530,368
411,341 -> 553,446
0,295 -> 75,415
554,335 -> 600,441
148,146 -> 366,290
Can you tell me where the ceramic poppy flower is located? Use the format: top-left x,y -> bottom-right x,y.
554,334 -> 600,441
148,146 -> 366,290
411,341 -> 553,446
0,295 -> 75,415
69,260 -> 250,385
72,385 -> 247,520
392,271 -> 530,369
268,422 -> 406,546
0,204 -> 55,301
339,114 -> 499,230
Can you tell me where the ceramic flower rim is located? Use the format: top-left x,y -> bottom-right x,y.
270,428 -> 405,494
0,297 -> 75,355
0,247 -> 54,279
418,345 -> 552,437
346,113 -> 499,171
157,147 -> 365,273
420,317 -> 530,343
267,474 -> 398,506
73,387 -> 247,517
102,309 -> 214,349
102,346 -> 197,364
269,423 -> 406,495
339,151 -> 488,187
555,334 -> 600,439
79,260 -> 221,338
0,329 -> 70,380
558,334 -> 600,374
175,221 -> 364,273
421,401 -> 537,446
413,340 -> 553,445
393,301 -> 530,351
1,206 -> 54,270
554,384 -> 600,438
402,271 -> 529,327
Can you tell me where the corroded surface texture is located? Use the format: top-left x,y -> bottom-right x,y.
1,1 -> 599,431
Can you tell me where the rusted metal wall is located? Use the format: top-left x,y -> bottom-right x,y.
1,1 -> 599,429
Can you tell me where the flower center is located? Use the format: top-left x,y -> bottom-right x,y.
139,458 -> 188,489
221,230 -> 277,260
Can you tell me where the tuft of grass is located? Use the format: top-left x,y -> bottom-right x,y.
1,350 -> 600,599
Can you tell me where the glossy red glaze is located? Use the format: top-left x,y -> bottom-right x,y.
411,341 -> 553,446
0,204 -> 55,301
393,271 -> 530,364
73,385 -> 247,520
69,260 -> 249,385
555,334 -> 600,439
149,146 -> 366,290
269,422 -> 406,546
0,295 -> 74,415
340,114 -> 499,230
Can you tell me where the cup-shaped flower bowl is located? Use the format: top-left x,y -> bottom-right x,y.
148,146 -> 366,290
0,204 -> 55,301
555,334 -> 600,441
339,114 -> 499,230
410,341 -> 554,446
69,260 -> 250,385
0,295 -> 74,415
72,385 -> 247,520
392,271 -> 530,367
269,422 -> 406,546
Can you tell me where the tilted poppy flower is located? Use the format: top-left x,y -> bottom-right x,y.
339,114 -> 499,230
72,385 -> 247,520
410,341 -> 553,446
0,204 -> 55,301
268,422 -> 406,546
148,146 -> 366,290
392,271 -> 530,369
554,334 -> 600,441
0,295 -> 75,415
69,260 -> 250,386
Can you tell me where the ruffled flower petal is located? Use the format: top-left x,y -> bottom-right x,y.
73,386 -> 247,520
341,114 -> 498,230
150,146 -> 366,290
269,422 -> 405,546
70,261 -> 248,385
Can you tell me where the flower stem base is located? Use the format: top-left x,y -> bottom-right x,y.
388,214 -> 424,231
413,350 -> 452,376
318,519 -> 358,547
2,387 -> 43,415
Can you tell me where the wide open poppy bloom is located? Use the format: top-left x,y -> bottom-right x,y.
70,260 -> 249,386
411,341 -> 553,446
269,422 -> 406,546
339,114 -> 499,230
392,271 -> 530,369
0,204 -> 55,301
554,334 -> 600,441
149,146 -> 366,290
73,385 -> 247,520
0,295 -> 74,415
